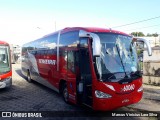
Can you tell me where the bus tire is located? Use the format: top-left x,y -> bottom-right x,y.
62,83 -> 69,103
27,70 -> 32,83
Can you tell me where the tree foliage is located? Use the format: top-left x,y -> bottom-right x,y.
131,32 -> 159,37
146,33 -> 158,37
131,32 -> 145,37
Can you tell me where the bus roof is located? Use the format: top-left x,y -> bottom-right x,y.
0,40 -> 9,45
43,27 -> 129,38
62,27 -> 129,35
25,27 -> 130,45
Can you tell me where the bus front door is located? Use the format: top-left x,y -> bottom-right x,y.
77,48 -> 93,107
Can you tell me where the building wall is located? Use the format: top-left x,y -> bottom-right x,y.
143,48 -> 160,85
139,36 -> 160,47
9,44 -> 21,63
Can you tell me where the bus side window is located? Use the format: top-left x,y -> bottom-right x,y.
40,50 -> 45,55
47,49 -> 52,55
67,51 -> 75,73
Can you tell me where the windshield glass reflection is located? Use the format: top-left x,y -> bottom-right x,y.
95,33 -> 139,82
0,45 -> 10,74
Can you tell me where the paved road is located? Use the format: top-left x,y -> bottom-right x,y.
0,64 -> 159,120
129,84 -> 160,111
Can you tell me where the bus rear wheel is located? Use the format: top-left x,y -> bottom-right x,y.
62,83 -> 69,103
27,71 -> 32,83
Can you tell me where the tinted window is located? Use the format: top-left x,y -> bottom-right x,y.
68,51 -> 75,73
60,31 -> 79,47
37,50 -> 45,55
29,50 -> 37,55
36,33 -> 58,50
47,49 -> 56,55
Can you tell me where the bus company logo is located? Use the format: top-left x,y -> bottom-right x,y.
39,59 -> 56,65
121,84 -> 135,92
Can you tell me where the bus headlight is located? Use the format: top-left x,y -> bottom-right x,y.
95,90 -> 112,98
137,86 -> 143,92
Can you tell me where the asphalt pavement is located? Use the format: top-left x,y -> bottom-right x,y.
0,64 -> 159,120
128,84 -> 160,111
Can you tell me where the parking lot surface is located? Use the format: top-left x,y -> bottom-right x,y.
0,64 -> 159,120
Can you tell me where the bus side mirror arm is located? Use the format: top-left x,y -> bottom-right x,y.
133,38 -> 152,56
79,30 -> 101,57
90,33 -> 101,57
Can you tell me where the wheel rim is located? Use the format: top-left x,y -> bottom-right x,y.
63,88 -> 69,102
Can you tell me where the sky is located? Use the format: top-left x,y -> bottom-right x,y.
0,0 -> 160,45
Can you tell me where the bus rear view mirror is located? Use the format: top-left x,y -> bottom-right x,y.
133,38 -> 152,56
135,41 -> 144,50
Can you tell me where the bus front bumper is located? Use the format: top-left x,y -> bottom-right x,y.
0,77 -> 12,88
93,91 -> 143,111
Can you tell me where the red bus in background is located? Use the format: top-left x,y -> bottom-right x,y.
21,27 -> 152,110
0,40 -> 12,88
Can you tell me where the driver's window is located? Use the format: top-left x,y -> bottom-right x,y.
79,38 -> 88,48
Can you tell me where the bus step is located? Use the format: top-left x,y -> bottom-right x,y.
82,103 -> 92,108
86,84 -> 91,87
88,96 -> 92,99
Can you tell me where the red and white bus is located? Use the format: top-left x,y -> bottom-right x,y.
21,27 -> 152,110
0,40 -> 12,88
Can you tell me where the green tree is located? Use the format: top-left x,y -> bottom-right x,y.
146,33 -> 152,37
131,32 -> 145,37
146,33 -> 158,37
152,33 -> 158,37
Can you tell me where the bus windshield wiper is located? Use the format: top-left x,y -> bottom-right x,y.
107,72 -> 125,80
118,71 -> 141,84
115,44 -> 128,78
105,72 -> 130,83
130,71 -> 142,77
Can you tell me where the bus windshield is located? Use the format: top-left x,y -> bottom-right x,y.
0,45 -> 10,74
94,33 -> 140,82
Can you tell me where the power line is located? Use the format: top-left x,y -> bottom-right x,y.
112,16 -> 160,28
